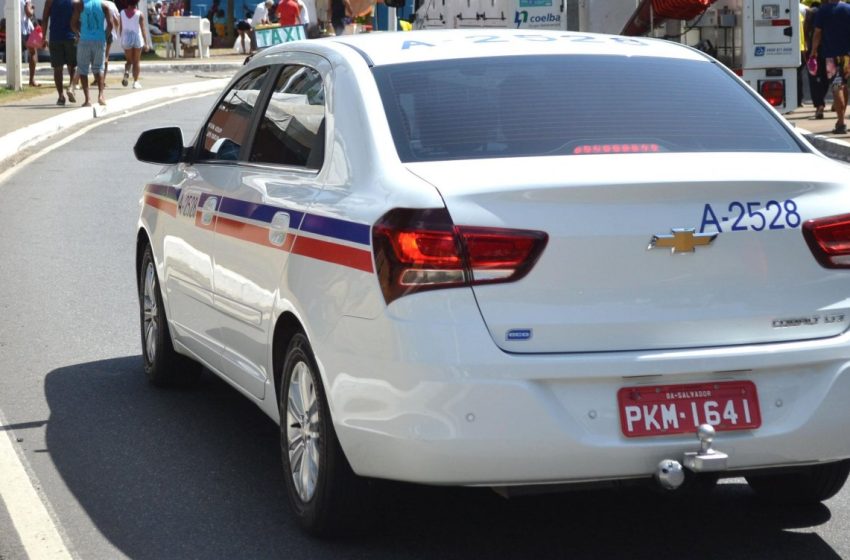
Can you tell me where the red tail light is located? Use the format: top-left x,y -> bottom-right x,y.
803,214 -> 850,268
760,80 -> 784,107
373,208 -> 548,304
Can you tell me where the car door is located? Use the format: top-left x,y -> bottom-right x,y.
210,57 -> 329,399
168,66 -> 274,372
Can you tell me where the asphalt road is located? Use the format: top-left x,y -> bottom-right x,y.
0,96 -> 849,560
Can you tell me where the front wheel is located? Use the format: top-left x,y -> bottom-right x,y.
139,244 -> 200,387
279,333 -> 371,536
746,460 -> 850,505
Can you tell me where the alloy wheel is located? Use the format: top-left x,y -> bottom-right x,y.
286,361 -> 320,502
142,262 -> 159,364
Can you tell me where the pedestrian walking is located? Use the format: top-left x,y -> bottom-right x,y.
41,0 -> 77,105
327,0 -> 351,36
66,0 -> 118,102
301,0 -> 318,37
71,0 -> 113,106
810,0 -> 850,134
804,1 -> 829,119
120,0 -> 149,89
22,0 -> 41,87
103,0 -> 120,86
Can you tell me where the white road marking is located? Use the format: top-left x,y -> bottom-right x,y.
0,411 -> 73,560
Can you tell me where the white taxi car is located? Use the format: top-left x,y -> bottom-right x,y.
134,29 -> 850,535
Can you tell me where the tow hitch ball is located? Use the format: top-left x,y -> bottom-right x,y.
655,424 -> 729,491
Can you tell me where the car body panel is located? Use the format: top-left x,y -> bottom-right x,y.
407,152 -> 850,353
323,291 -> 850,484
147,175 -> 226,370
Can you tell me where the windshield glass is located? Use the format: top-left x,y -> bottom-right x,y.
371,55 -> 803,162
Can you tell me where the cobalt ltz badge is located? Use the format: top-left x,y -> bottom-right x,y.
506,329 -> 532,341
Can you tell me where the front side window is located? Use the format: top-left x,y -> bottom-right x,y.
372,55 -> 804,162
200,67 -> 270,162
249,65 -> 326,169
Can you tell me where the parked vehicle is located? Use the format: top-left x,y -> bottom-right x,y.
134,29 -> 850,536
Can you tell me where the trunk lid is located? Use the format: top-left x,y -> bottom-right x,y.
406,153 -> 850,353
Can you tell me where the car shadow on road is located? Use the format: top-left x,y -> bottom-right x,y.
44,356 -> 842,560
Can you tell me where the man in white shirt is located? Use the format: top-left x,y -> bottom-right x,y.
252,0 -> 273,26
299,0 -> 318,37
251,0 -> 273,49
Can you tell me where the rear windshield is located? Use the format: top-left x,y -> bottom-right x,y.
371,55 -> 803,162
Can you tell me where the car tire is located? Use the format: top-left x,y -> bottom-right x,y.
279,333 -> 371,536
139,244 -> 201,387
746,460 -> 850,505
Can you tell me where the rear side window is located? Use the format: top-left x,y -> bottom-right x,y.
248,65 -> 326,169
200,68 -> 270,162
372,55 -> 803,162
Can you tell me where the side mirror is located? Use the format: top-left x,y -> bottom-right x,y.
134,127 -> 187,165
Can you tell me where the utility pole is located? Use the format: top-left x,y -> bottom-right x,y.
226,0 -> 234,41
387,5 -> 396,31
4,0 -> 24,90
566,0 -> 579,31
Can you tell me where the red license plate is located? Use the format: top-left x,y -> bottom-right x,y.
617,381 -> 761,438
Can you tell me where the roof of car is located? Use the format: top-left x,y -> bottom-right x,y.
322,29 -> 709,67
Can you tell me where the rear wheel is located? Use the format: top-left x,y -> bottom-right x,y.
139,244 -> 201,387
746,460 -> 850,505
279,333 -> 371,536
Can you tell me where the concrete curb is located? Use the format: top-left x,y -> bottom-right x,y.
0,77 -> 229,169
131,62 -> 245,73
804,133 -> 850,163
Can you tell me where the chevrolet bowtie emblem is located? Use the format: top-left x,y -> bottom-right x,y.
647,228 -> 718,254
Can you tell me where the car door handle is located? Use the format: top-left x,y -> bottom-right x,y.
269,211 -> 291,247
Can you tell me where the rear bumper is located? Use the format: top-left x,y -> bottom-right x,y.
320,291 -> 850,486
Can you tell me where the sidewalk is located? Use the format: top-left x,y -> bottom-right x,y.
785,102 -> 850,163
0,51 -> 245,170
